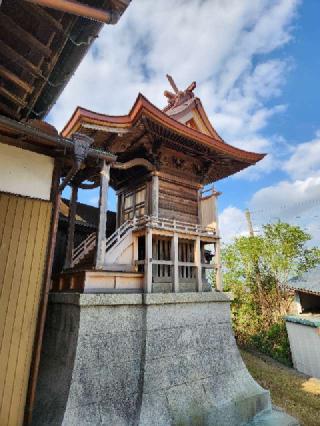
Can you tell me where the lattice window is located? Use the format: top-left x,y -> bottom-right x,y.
152,237 -> 172,282
178,239 -> 196,282
122,185 -> 146,222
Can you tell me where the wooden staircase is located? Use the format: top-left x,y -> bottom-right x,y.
72,232 -> 96,268
71,219 -> 136,269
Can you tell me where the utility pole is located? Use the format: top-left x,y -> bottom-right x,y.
245,209 -> 254,237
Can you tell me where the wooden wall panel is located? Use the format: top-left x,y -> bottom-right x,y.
159,178 -> 199,224
200,194 -> 217,229
0,193 -> 51,426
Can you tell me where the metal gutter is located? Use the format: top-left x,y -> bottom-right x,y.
0,114 -> 116,162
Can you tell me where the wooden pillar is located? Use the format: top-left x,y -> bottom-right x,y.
195,236 -> 202,292
151,173 -> 159,217
197,187 -> 202,224
144,228 -> 153,293
95,160 -> 110,269
25,159 -> 62,425
171,233 -> 179,293
64,184 -> 78,269
133,233 -> 139,272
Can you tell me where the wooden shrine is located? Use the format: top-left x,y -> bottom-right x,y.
55,76 -> 265,294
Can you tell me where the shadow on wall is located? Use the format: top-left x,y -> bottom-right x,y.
32,301 -> 80,425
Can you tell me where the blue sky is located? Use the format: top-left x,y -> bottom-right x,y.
48,0 -> 320,243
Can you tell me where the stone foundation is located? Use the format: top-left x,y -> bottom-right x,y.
32,292 -> 297,425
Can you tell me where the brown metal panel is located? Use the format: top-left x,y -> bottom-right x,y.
0,196 -> 23,348
0,194 -> 10,248
0,197 -> 18,296
0,195 -> 51,426
13,202 -> 51,426
0,200 -> 33,424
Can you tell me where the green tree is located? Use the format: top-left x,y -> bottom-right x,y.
223,221 -> 320,365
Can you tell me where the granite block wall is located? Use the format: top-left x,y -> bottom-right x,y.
32,292 -> 272,426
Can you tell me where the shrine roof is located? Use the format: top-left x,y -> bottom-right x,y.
62,93 -> 265,166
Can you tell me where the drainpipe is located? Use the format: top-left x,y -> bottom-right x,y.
59,132 -> 94,192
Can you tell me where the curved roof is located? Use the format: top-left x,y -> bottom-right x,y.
62,93 -> 265,165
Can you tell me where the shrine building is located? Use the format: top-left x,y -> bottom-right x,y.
33,77 -> 298,426
56,75 -> 265,294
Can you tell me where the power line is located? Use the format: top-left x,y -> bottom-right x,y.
250,197 -> 320,216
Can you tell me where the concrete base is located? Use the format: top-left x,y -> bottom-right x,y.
32,292 -> 294,425
247,406 -> 299,425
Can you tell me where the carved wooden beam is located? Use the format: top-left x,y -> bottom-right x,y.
126,130 -> 147,150
0,13 -> 52,58
112,158 -> 156,172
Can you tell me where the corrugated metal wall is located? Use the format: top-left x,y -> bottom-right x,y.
286,321 -> 320,379
0,193 -> 51,426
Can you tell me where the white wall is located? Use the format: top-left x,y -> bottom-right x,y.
0,143 -> 54,200
286,321 -> 320,378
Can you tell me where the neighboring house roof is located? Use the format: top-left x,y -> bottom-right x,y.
60,198 -> 115,228
0,0 -> 130,121
285,314 -> 320,328
288,266 -> 320,296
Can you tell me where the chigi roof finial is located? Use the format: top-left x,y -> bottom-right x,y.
163,74 -> 196,112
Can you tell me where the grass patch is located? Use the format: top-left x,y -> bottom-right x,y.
241,350 -> 320,426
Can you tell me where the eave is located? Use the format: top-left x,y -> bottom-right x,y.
0,0 -> 131,122
62,93 -> 266,166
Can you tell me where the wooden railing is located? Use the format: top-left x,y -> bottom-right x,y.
72,232 -> 96,266
105,219 -> 135,252
72,215 -> 217,268
134,215 -> 217,237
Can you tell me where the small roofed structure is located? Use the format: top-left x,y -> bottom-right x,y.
285,266 -> 320,378
288,266 -> 320,312
55,75 -> 265,294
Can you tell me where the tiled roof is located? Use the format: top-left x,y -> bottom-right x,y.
288,266 -> 320,295
60,199 -> 116,228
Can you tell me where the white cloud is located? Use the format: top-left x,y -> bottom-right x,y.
250,176 -> 320,215
219,131 -> 320,245
48,0 -> 299,174
219,206 -> 249,244
283,134 -> 320,180
219,176 -> 320,245
246,133 -> 320,244
249,177 -> 320,244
